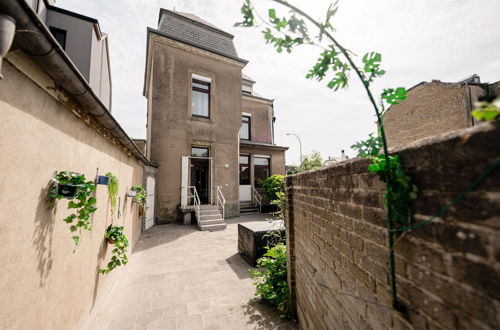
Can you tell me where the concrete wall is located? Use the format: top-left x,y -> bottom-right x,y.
0,59 -> 144,329
146,35 -> 244,221
383,83 -> 484,148
285,122 -> 500,329
242,96 -> 273,144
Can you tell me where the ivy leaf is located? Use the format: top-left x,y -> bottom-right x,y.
269,8 -> 276,20
471,100 -> 500,121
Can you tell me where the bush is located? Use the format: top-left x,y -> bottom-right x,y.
251,243 -> 290,318
263,174 -> 285,202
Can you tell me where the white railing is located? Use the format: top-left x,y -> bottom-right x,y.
188,186 -> 201,226
251,185 -> 262,213
212,186 -> 226,219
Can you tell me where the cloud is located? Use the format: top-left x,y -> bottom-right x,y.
57,0 -> 500,165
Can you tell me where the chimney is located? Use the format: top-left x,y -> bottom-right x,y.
431,79 -> 441,83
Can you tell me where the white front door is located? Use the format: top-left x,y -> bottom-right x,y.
239,185 -> 251,201
145,175 -> 155,230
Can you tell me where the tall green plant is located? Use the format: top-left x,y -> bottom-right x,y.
50,171 -> 97,248
251,243 -> 290,318
99,225 -> 129,274
106,172 -> 119,216
235,0 -> 416,309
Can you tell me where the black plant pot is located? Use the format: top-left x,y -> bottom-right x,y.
58,184 -> 78,199
96,175 -> 109,185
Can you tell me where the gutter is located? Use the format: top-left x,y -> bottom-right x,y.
0,0 -> 149,165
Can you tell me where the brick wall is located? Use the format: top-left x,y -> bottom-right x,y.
285,122 -> 500,329
383,83 -> 484,148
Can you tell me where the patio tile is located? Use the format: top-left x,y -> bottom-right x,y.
86,214 -> 296,330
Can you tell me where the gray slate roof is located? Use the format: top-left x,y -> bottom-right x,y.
158,9 -> 238,59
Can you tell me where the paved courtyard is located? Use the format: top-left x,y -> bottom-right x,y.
88,214 -> 296,330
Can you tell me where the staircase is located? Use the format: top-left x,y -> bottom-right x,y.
240,200 -> 260,214
198,205 -> 226,231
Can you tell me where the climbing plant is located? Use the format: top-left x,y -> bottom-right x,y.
50,171 -> 97,248
235,0 -> 415,309
105,172 -> 119,216
99,225 -> 129,274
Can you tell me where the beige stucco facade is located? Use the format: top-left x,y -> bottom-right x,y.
0,57 -> 144,329
145,34 -> 244,221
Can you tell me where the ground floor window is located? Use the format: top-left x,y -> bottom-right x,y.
254,157 -> 270,187
240,155 -> 250,185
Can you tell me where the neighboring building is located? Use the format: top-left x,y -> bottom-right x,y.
383,74 -> 500,148
143,9 -> 287,224
324,150 -> 349,166
25,0 -> 112,110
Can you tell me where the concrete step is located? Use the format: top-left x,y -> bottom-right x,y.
200,223 -> 227,231
199,218 -> 225,225
199,205 -> 219,209
240,207 -> 260,214
199,213 -> 222,221
240,202 -> 255,206
199,209 -> 220,215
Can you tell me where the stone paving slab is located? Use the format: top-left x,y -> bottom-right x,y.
87,214 -> 297,330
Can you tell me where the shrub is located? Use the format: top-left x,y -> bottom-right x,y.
262,174 -> 285,202
251,243 -> 290,318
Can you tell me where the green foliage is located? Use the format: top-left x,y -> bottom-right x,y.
234,0 -> 254,27
262,175 -> 285,202
50,171 -> 97,248
381,87 -> 407,105
99,225 -> 129,274
106,172 -> 119,216
306,46 -> 350,91
299,151 -> 323,172
362,52 -> 385,86
367,155 -> 418,226
271,191 -> 286,220
471,99 -> 500,121
351,133 -> 382,158
251,243 -> 290,318
131,185 -> 146,205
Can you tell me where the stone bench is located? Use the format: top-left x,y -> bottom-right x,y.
238,220 -> 285,267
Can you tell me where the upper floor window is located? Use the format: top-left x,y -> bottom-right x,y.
191,147 -> 209,157
240,115 -> 251,140
192,79 -> 210,118
49,27 -> 67,50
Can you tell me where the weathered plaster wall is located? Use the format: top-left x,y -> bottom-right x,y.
285,122 -> 500,329
0,61 -> 144,329
147,35 -> 243,222
383,83 -> 484,148
242,96 -> 273,144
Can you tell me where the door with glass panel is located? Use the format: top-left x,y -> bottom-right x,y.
239,155 -> 251,201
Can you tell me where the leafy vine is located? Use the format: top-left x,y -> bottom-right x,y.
50,171 -> 97,248
99,225 -> 129,274
106,172 -> 119,216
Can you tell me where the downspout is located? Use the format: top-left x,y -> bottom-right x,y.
0,0 -> 148,164
0,14 -> 16,79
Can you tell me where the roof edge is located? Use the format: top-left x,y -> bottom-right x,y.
159,8 -> 234,39
147,27 -> 248,64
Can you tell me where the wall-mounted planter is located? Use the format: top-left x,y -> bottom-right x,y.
57,183 -> 80,199
96,175 -> 109,185
107,238 -> 116,245
126,190 -> 137,198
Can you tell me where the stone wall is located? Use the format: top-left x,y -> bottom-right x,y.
285,122 -> 500,329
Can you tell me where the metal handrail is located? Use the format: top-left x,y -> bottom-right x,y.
251,185 -> 262,213
212,186 -> 226,219
188,186 -> 201,226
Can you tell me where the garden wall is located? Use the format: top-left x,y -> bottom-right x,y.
285,122 -> 500,329
0,60 -> 146,329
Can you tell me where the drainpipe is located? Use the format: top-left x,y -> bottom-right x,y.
0,14 -> 16,79
0,0 -> 148,164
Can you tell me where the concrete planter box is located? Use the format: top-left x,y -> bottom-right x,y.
238,220 -> 285,267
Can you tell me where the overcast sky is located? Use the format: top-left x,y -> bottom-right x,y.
57,0 -> 500,165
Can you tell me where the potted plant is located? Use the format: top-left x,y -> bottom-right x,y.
130,185 -> 146,216
105,172 -> 119,216
95,174 -> 109,185
50,171 -> 85,199
100,224 -> 129,274
104,224 -> 124,245
49,171 -> 97,248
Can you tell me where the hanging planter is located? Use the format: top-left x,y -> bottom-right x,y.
100,225 -> 129,274
126,189 -> 137,198
57,183 -> 81,199
95,175 -> 109,185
